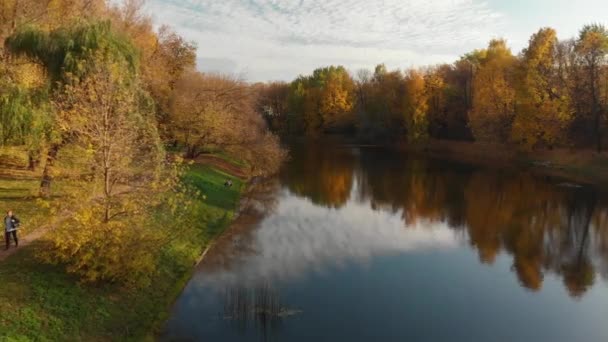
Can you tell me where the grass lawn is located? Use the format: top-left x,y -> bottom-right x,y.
0,156 -> 245,340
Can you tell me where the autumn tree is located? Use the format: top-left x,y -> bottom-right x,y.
403,68 -> 429,141
288,66 -> 356,135
512,27 -> 572,148
0,0 -> 105,43
468,39 -> 517,143
424,66 -> 447,138
107,0 -> 196,138
226,131 -> 287,177
288,76 -> 319,134
42,55 -> 167,286
169,71 -> 286,175
6,21 -> 139,196
355,64 -> 407,142
434,62 -> 476,140
0,1 -> 105,168
575,24 -> 608,151
254,81 -> 290,134
456,51 -> 487,111
169,72 -> 247,158
319,67 -> 356,131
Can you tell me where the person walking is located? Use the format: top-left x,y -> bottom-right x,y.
4,210 -> 20,250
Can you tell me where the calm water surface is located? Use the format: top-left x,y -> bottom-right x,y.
162,144 -> 608,342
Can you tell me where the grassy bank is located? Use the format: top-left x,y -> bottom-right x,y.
404,139 -> 608,186
0,153 -> 246,340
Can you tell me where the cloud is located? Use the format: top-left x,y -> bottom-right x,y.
187,190 -> 461,290
196,57 -> 238,74
145,0 -> 505,81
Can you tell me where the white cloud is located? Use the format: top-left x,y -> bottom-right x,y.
188,190 -> 461,290
144,0 -> 505,81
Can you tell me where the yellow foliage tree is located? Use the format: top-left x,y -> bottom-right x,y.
288,66 -> 356,135
319,69 -> 356,129
512,27 -> 572,148
169,71 -> 286,175
169,72 -> 250,158
403,69 -> 429,141
468,39 -> 517,143
575,24 -> 608,151
41,56 -> 169,286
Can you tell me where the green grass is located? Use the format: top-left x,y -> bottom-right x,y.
0,178 -> 44,223
0,149 -> 49,237
0,157 -> 246,340
183,164 -> 244,211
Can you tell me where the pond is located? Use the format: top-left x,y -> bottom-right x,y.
162,143 -> 608,342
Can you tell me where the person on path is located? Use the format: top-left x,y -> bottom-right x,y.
4,210 -> 20,250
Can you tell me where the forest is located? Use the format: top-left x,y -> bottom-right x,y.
257,26 -> 608,152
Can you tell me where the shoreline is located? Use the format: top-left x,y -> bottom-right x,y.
151,174 -> 252,338
152,159 -> 284,338
287,135 -> 608,187
399,139 -> 608,187
150,157 -> 255,337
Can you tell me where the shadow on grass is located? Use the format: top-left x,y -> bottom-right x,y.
184,165 -> 243,212
0,196 -> 39,202
0,187 -> 29,192
0,241 -> 123,340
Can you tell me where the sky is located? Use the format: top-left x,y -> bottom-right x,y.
142,0 -> 608,82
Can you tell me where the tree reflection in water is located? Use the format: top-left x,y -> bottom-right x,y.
279,144 -> 608,298
164,145 -> 608,341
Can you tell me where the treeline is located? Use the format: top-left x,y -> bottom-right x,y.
0,0 -> 284,285
257,25 -> 608,151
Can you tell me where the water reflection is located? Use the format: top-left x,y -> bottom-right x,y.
194,189 -> 460,289
281,145 -> 608,297
163,144 -> 608,341
281,143 -> 355,208
222,284 -> 299,342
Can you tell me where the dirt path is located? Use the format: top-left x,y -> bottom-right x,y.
0,154 -> 247,263
195,155 -> 249,179
0,227 -> 47,261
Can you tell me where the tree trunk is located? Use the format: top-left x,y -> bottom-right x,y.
595,109 -> 602,152
185,145 -> 197,159
590,62 -> 601,152
103,165 -> 110,223
27,153 -> 39,171
39,143 -> 60,198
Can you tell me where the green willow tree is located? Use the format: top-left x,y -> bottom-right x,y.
5,21 -> 139,196
0,82 -> 50,168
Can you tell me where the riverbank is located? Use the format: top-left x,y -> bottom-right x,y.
287,135 -> 608,186
401,139 -> 608,187
0,153 -> 247,340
